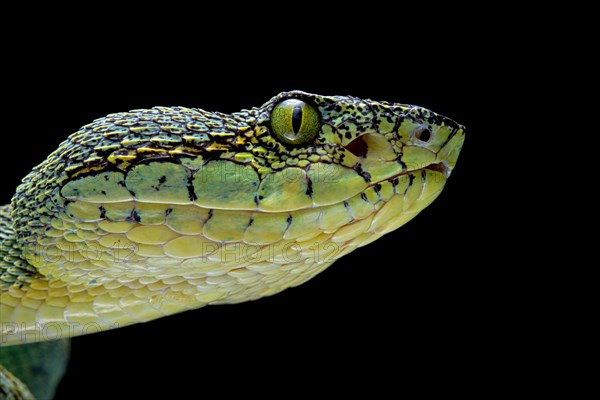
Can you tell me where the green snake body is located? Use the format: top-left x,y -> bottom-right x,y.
0,91 -> 464,398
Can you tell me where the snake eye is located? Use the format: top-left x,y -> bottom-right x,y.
270,99 -> 320,145
414,127 -> 432,142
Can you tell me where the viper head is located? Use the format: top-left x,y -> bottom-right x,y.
15,90 -> 465,264
1,91 -> 466,347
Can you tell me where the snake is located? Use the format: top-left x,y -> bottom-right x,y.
0,90 -> 464,399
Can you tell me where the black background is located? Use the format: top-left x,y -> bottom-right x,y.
2,35 -> 500,398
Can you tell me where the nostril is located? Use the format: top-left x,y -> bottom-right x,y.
344,135 -> 369,158
414,128 -> 431,142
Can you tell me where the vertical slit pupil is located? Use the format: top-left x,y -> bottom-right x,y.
292,103 -> 303,134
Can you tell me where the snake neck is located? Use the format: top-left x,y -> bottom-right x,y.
0,205 -> 39,292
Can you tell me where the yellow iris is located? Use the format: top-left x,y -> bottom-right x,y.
270,99 -> 320,145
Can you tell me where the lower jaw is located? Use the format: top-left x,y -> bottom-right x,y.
350,167 -> 448,238
1,170 -> 448,345
27,167 -> 446,262
28,167 -> 448,272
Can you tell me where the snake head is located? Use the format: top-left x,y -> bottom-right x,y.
2,90 -> 466,346
246,90 -> 465,211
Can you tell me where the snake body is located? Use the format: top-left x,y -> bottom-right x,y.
0,91 -> 464,397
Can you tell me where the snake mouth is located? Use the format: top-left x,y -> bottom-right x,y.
371,161 -> 450,189
423,162 -> 450,177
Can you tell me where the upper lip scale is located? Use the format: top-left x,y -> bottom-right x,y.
365,161 -> 450,189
